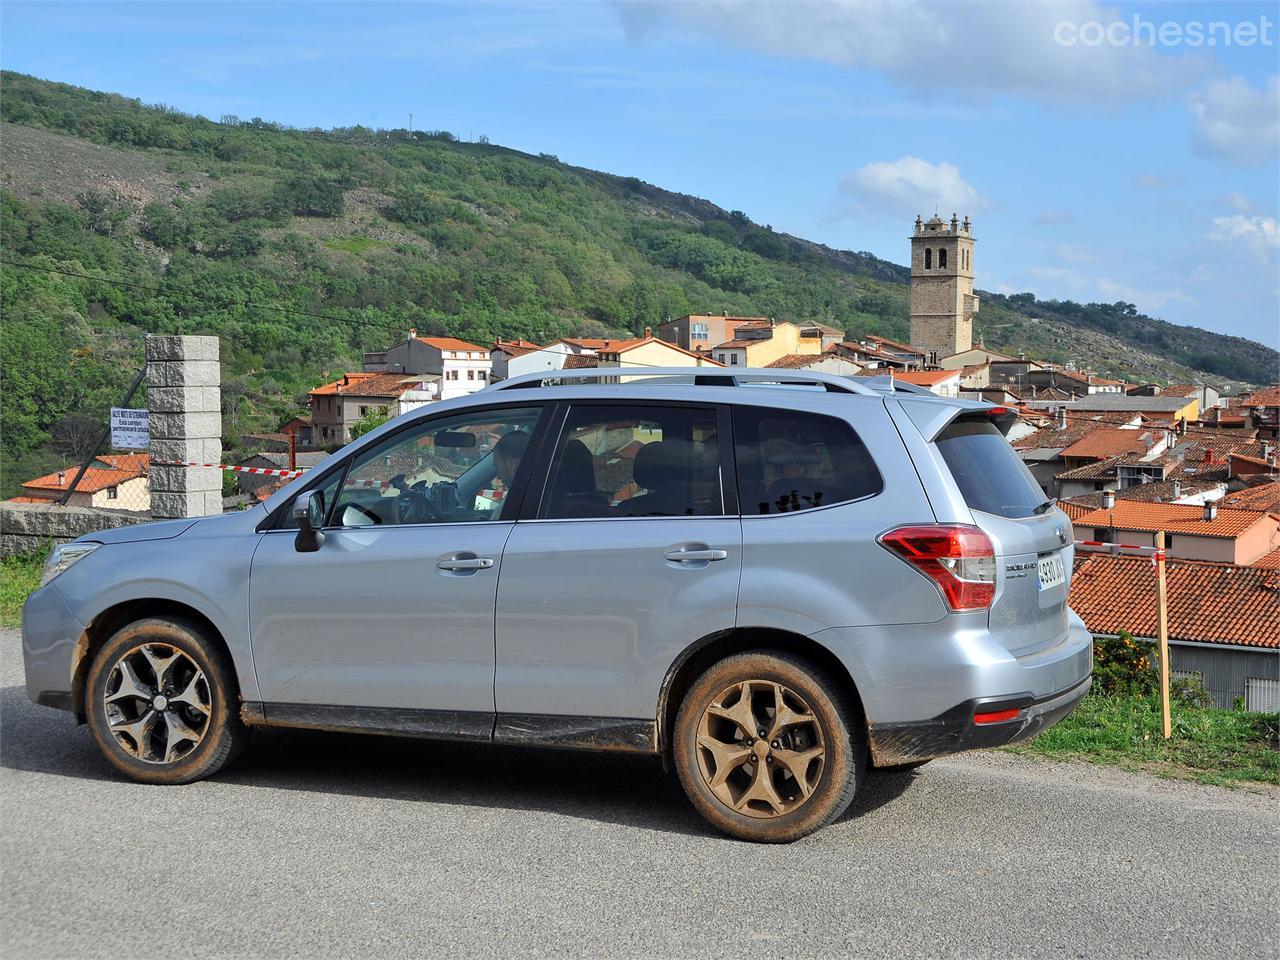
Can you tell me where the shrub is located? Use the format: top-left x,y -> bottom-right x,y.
1092,631 -> 1156,696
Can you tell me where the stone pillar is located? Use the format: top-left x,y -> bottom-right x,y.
146,335 -> 223,519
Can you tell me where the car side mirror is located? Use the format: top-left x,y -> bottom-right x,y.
293,490 -> 326,553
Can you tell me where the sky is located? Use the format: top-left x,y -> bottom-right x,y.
2,0 -> 1278,349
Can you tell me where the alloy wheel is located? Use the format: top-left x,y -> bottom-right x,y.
695,679 -> 826,819
102,643 -> 211,764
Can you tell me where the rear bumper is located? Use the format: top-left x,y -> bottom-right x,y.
811,607 -> 1094,766
866,673 -> 1091,766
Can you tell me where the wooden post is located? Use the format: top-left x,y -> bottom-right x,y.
289,429 -> 297,472
1155,531 -> 1172,739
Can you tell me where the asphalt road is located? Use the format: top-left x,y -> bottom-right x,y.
2,628 -> 1276,960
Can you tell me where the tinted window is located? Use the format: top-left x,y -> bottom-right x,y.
935,418 -> 1046,519
541,405 -> 722,519
328,406 -> 542,526
733,407 -> 882,514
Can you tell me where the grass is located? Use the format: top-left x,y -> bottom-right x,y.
1009,694 -> 1280,787
0,551 -> 46,629
322,235 -> 385,256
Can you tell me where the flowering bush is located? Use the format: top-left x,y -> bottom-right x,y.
1092,631 -> 1157,696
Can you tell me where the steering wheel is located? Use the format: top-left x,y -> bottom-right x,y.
393,487 -> 445,524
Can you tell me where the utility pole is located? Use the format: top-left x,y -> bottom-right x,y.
408,112 -> 413,135
1155,530 -> 1172,739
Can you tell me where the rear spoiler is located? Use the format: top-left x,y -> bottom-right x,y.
896,397 -> 1019,442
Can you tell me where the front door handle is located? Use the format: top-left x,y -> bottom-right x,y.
665,548 -> 728,562
437,556 -> 495,571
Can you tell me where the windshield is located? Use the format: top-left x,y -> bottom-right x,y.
935,418 -> 1047,520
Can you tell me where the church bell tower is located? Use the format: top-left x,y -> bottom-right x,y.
909,213 -> 978,359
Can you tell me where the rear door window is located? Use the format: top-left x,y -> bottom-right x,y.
935,418 -> 1046,519
540,404 -> 724,519
733,407 -> 882,514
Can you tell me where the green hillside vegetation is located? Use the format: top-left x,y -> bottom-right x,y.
1,72 -> 1274,496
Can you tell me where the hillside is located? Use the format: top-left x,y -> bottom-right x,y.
1,72 -> 1275,494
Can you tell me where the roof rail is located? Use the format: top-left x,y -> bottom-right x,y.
488,366 -> 884,395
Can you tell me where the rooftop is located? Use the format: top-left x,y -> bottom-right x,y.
766,354 -> 836,369
415,336 -> 488,353
1251,546 -> 1280,569
310,372 -> 430,398
1160,383 -> 1202,398
1244,386 -> 1280,407
1056,395 -> 1200,413
1059,428 -> 1157,461
1069,554 -> 1279,648
1071,500 -> 1277,538
23,464 -> 147,494
892,369 -> 960,386
1059,479 -> 1223,510
1222,481 -> 1280,512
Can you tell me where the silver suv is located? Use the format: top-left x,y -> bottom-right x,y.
22,369 -> 1092,842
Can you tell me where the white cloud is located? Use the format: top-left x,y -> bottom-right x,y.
1188,75 -> 1280,167
617,0 -> 1207,104
1208,215 -> 1280,253
841,156 -> 985,217
1027,266 -> 1196,312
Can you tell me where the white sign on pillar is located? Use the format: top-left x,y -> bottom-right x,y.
110,407 -> 150,449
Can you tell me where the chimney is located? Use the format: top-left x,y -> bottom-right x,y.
1264,441 -> 1274,461
1177,418 -> 1187,437
1056,407 -> 1067,430
1172,480 -> 1182,499
1203,447 -> 1214,463
57,471 -> 66,487
1102,490 -> 1116,509
342,374 -> 349,386
1203,502 -> 1217,522
409,328 -> 417,340
643,326 -> 652,339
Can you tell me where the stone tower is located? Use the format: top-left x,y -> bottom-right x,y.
909,213 -> 979,359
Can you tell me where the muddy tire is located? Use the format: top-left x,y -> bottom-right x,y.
85,617 -> 249,784
673,650 -> 864,843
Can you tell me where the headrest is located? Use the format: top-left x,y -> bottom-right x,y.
633,440 -> 688,491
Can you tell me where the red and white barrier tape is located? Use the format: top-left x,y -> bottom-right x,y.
1074,539 -> 1166,567
152,459 -> 307,478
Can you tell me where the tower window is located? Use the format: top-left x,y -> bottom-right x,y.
924,248 -> 932,269
939,249 -> 947,268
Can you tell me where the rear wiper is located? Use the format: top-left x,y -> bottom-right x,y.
1033,499 -> 1056,515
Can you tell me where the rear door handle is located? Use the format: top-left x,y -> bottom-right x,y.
437,557 -> 495,571
665,549 -> 728,562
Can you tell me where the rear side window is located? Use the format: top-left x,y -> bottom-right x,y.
733,407 -> 882,515
540,404 -> 723,519
935,418 -> 1046,519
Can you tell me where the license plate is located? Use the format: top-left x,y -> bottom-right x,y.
1037,552 -> 1065,591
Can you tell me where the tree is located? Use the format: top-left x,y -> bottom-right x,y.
350,406 -> 390,439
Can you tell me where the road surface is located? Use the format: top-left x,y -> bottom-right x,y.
2,628 -> 1275,959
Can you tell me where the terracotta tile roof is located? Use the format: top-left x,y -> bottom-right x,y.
1070,554 -> 1279,648
766,354 -> 830,369
1160,383 -> 1201,398
1015,416 -> 1141,453
23,467 -> 144,494
309,372 -> 426,398
95,453 -> 150,475
562,354 -> 599,369
492,339 -> 541,357
415,336 -> 488,353
859,335 -> 924,355
1244,386 -> 1280,406
1058,500 -> 1095,520
6,496 -> 50,503
1061,480 -> 1222,509
1059,428 -> 1155,460
894,369 -> 960,386
1222,482 -> 1280,512
1251,546 -> 1280,569
1056,456 -> 1124,481
712,338 -> 760,350
556,338 -> 612,350
1071,500 -> 1277,538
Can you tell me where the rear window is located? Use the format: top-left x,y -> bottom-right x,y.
935,418 -> 1046,519
734,407 -> 882,515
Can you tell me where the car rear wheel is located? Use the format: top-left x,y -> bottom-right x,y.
673,650 -> 864,842
85,617 -> 248,784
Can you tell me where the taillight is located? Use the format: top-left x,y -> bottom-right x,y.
879,524 -> 997,611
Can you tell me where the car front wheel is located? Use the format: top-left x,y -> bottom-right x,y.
673,650 -> 864,842
85,617 -> 249,784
